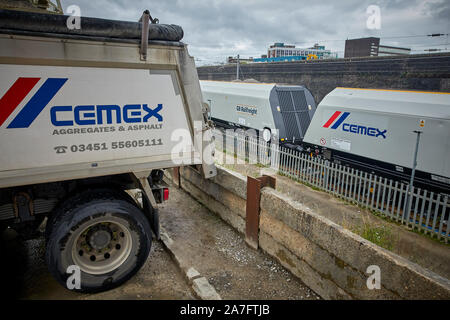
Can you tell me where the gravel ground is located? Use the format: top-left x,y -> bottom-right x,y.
159,183 -> 320,300
2,231 -> 194,300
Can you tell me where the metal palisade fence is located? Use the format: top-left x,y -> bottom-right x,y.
213,129 -> 449,243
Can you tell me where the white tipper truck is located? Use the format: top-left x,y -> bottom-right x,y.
0,8 -> 216,292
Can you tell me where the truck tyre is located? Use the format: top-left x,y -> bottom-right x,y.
45,192 -> 152,293
44,188 -> 136,241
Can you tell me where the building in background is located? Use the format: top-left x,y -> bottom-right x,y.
377,44 -> 411,56
253,42 -> 337,63
267,42 -> 337,59
227,56 -> 254,64
344,37 -> 411,58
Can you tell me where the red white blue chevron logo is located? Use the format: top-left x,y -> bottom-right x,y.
0,77 -> 67,128
323,110 -> 387,139
322,111 -> 350,129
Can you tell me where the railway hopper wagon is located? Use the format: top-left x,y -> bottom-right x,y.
303,87 -> 450,194
200,80 -> 317,145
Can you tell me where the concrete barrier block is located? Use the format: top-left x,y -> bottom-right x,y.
181,165 -> 247,200
181,166 -> 246,218
181,177 -> 245,234
259,231 -> 352,300
192,277 -> 222,300
186,267 -> 201,284
260,210 -> 399,299
213,165 -> 248,199
260,188 -> 450,299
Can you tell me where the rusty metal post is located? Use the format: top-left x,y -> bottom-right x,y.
246,177 -> 261,249
172,167 -> 181,188
245,175 -> 276,249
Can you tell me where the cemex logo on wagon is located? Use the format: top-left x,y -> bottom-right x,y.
323,111 -> 387,139
0,77 -> 163,128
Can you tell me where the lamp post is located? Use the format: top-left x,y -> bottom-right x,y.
405,130 -> 422,223
236,54 -> 240,80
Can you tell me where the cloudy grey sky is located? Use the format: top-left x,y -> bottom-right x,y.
62,0 -> 450,65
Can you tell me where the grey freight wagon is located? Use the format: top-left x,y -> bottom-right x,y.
200,80 -> 317,145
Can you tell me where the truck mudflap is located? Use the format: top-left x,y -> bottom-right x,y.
133,171 -> 161,240
143,195 -> 160,240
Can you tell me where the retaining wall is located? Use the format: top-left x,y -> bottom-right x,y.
166,165 -> 450,299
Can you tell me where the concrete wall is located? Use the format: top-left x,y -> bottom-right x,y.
169,165 -> 247,234
167,166 -> 450,299
197,53 -> 450,104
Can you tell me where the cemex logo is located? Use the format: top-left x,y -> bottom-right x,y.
323,111 -> 387,139
0,77 -> 163,128
0,78 -> 66,128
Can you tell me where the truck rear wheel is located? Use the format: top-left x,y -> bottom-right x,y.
45,192 -> 152,293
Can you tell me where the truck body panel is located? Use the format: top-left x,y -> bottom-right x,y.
0,33 -> 215,188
